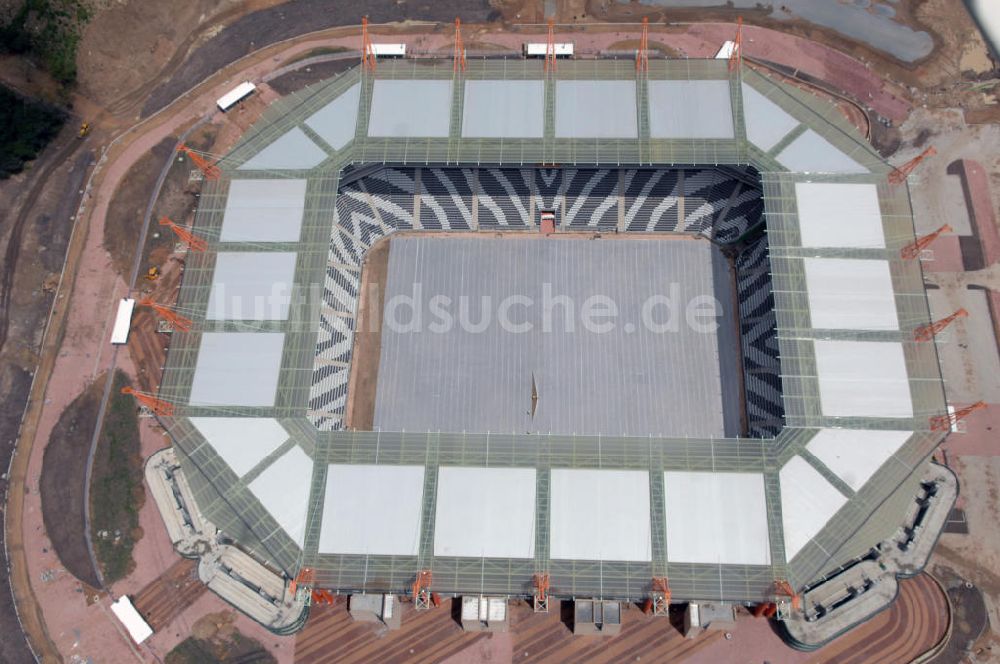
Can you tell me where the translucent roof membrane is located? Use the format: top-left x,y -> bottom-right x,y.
795,182 -> 885,248
318,464 -> 425,556
220,179 -> 308,243
550,469 -> 651,562
555,80 -> 638,138
238,127 -> 327,170
806,429 -> 911,492
368,79 -> 453,137
814,340 -> 914,418
304,82 -> 361,150
803,258 -> 899,330
189,332 -> 285,407
462,79 -> 545,138
648,80 -> 734,139
247,445 -> 313,546
433,466 -> 537,559
780,456 -> 848,560
207,252 -> 297,321
188,417 -> 289,477
664,471 -> 771,565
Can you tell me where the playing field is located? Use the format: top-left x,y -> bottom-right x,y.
370,235 -> 742,437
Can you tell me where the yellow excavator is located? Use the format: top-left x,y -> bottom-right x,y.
78,122 -> 90,138
144,266 -> 159,281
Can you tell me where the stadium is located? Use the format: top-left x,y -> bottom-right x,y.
156,53 -> 949,615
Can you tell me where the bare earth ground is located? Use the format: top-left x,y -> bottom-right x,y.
0,0 -> 997,661
344,236 -> 390,431
38,372 -> 105,590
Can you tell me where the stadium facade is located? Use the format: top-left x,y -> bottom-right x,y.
157,58 -> 948,606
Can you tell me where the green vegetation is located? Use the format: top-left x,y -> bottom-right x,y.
89,370 -> 144,584
0,85 -> 65,178
0,0 -> 91,84
165,634 -> 276,664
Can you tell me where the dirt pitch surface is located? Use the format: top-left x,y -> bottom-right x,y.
344,235 -> 390,430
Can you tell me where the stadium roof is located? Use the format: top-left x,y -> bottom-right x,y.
157,58 -> 947,603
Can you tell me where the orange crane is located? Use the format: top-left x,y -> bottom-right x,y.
413,570 -> 436,610
728,17 -> 743,72
545,19 -> 557,73
773,579 -> 800,611
642,576 -> 670,615
532,573 -> 550,612
138,298 -> 193,333
176,144 -> 221,180
914,308 -> 967,342
159,216 -> 208,253
453,18 -> 466,73
930,401 -> 986,432
888,146 -> 936,185
289,567 -> 315,595
899,224 -> 952,260
636,17 -> 649,73
121,386 -> 174,417
900,223 -> 951,260
361,16 -> 376,71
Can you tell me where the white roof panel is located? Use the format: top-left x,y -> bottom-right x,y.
664,471 -> 771,566
434,466 -> 536,559
741,83 -> 800,151
795,182 -> 885,249
555,81 -> 637,138
814,340 -> 913,418
221,179 -> 307,243
248,445 -> 313,546
550,469 -> 651,562
238,127 -> 327,170
319,464 -> 424,556
803,258 -> 899,330
780,456 -> 848,560
188,417 -> 289,478
304,82 -> 361,151
368,80 -> 453,137
207,252 -> 297,321
462,80 -> 544,138
806,429 -> 911,491
777,129 -> 868,174
648,80 -> 734,139
189,333 -> 285,407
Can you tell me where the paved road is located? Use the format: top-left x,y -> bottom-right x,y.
142,0 -> 496,117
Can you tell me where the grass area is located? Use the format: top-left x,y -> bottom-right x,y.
89,370 -> 144,584
0,0 -> 91,84
165,634 -> 276,664
0,85 -> 65,179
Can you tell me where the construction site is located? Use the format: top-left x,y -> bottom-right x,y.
4,3 -> 1000,663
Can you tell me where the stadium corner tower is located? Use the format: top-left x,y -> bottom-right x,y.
157,57 -> 948,609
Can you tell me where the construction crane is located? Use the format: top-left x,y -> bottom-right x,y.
532,573 -> 550,612
289,567 -> 315,595
728,17 -> 743,71
453,18 -> 466,73
361,16 -> 376,71
545,19 -> 557,73
914,308 -> 967,342
636,17 -> 649,73
176,144 -> 221,180
138,298 -> 193,333
888,146 -> 936,185
642,576 -> 670,615
121,386 -> 174,417
930,401 -> 986,432
159,216 -> 208,252
412,570 -> 437,610
900,223 -> 951,260
773,579 -> 800,611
